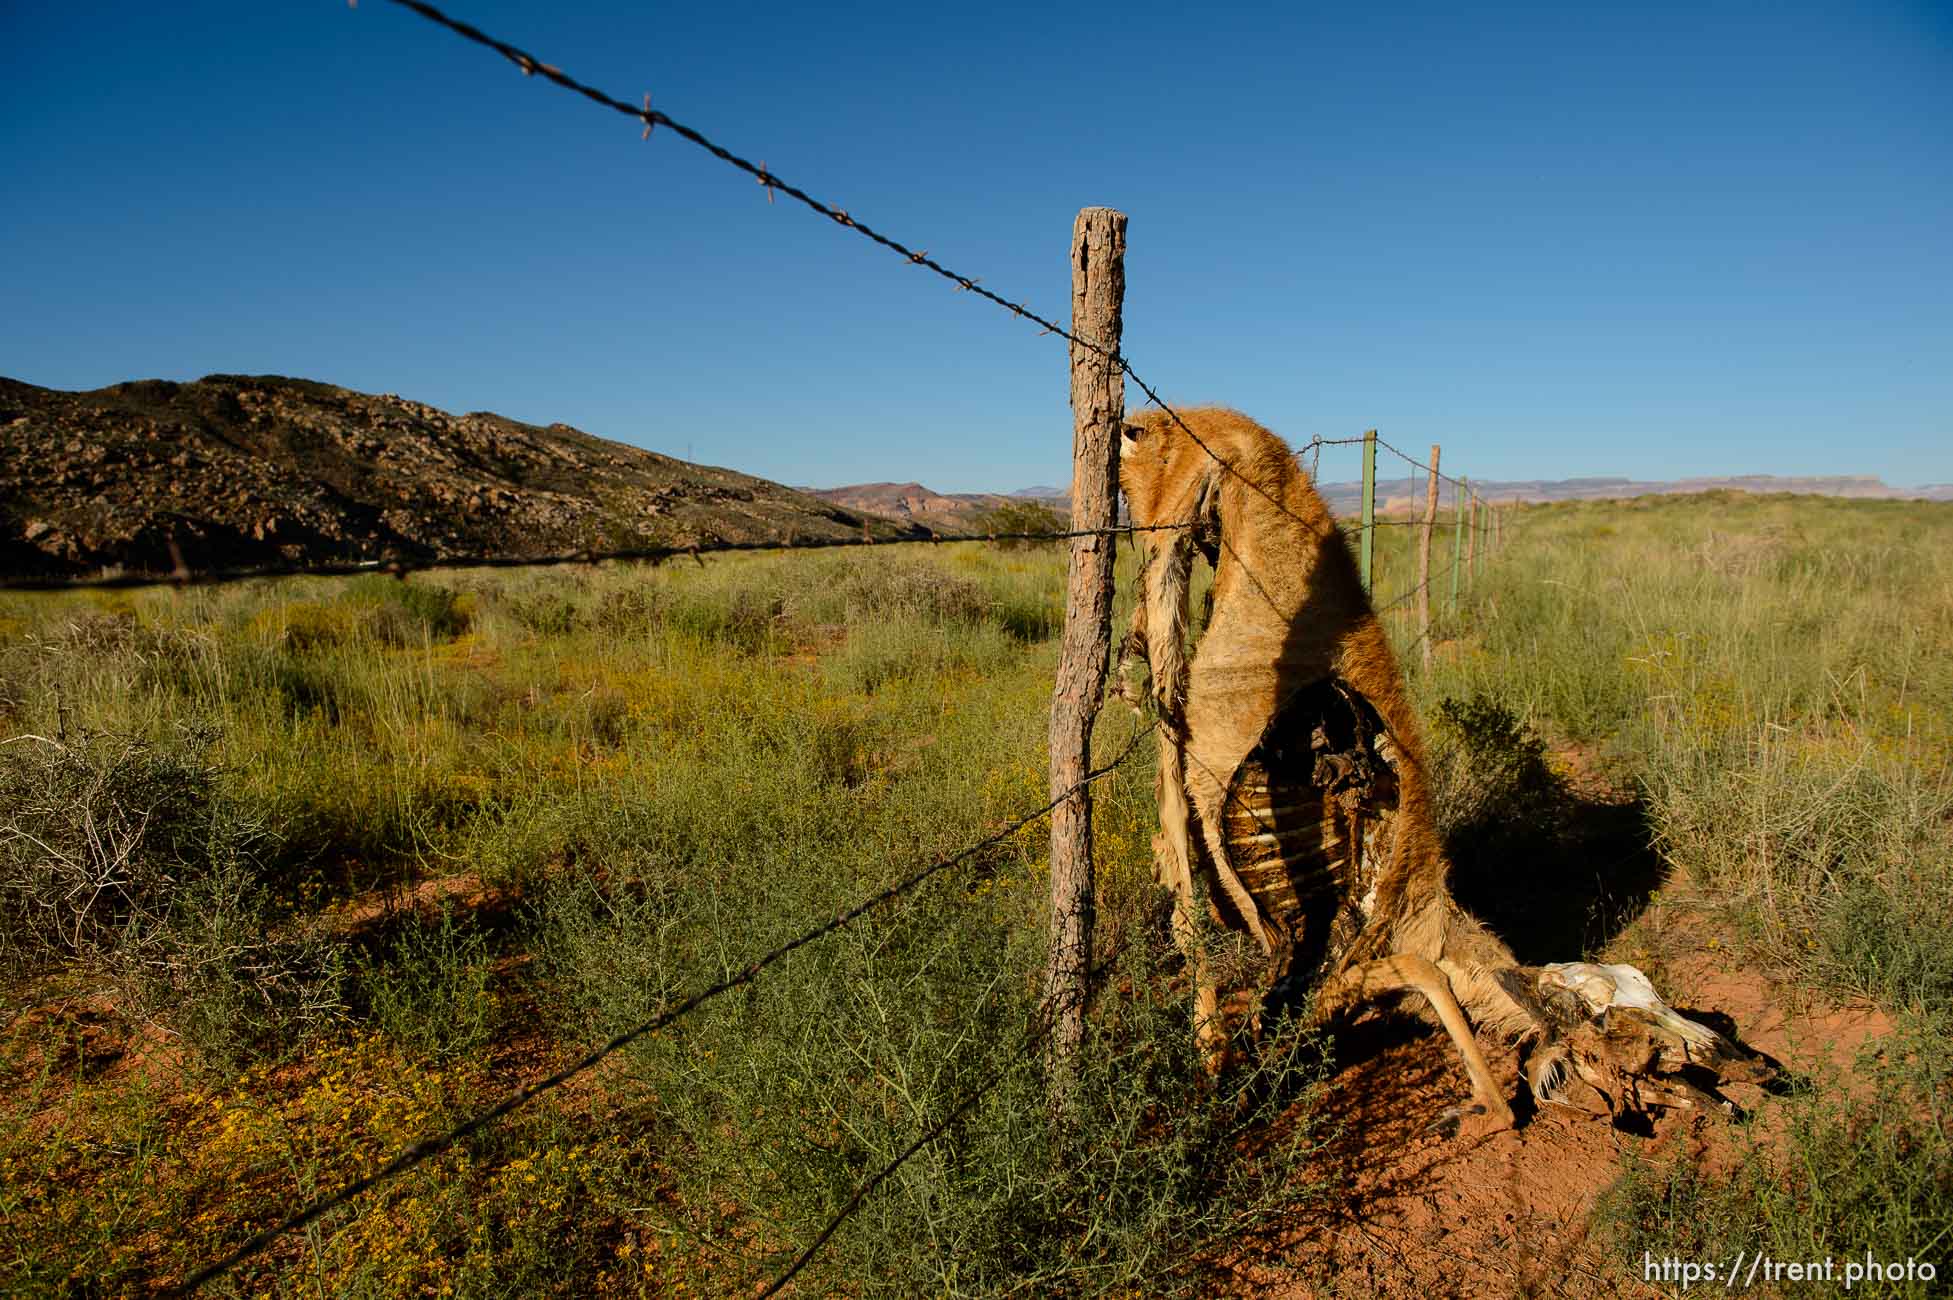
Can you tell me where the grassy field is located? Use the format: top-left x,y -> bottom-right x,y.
3,493 -> 1950,1296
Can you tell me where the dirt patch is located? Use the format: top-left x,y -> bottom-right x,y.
1632,904 -> 1894,1078
1235,1022 -> 1678,1298
324,870 -> 499,934
1224,915 -> 1895,1297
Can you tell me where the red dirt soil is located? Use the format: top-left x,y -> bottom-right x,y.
1220,909 -> 1894,1298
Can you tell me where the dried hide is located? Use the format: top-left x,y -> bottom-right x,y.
1116,405 -> 1773,1134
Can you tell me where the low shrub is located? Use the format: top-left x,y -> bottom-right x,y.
502,591 -> 583,637
831,557 -> 993,625
531,857 -> 1332,1295
356,903 -> 496,1063
0,724 -> 343,1064
343,574 -> 471,644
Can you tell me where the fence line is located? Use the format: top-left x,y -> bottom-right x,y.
157,447 -> 1495,1290
381,0 -> 1082,345
0,521 -> 1185,594
4,500 -> 1455,595
172,721 -> 1156,1295
1372,433 -> 1465,490
148,465 -> 1495,1291
375,0 -> 1348,544
3,436 -> 1487,594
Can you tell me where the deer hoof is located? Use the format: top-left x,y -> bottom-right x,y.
1430,1100 -> 1514,1140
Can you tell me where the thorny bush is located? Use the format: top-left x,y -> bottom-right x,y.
0,723 -> 343,1061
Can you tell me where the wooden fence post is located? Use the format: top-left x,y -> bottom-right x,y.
1358,429 -> 1377,592
1417,444 -> 1440,670
1466,490 -> 1478,584
1045,206 -> 1125,1096
1450,475 -> 1467,612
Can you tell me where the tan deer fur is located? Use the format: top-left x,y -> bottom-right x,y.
1117,405 -> 1538,1130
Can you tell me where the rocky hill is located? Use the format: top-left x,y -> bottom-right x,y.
0,375 -> 922,578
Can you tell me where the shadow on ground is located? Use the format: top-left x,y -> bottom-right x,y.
1448,793 -> 1665,965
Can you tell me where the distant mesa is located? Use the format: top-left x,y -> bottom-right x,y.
1311,471 -> 1953,515
813,470 -> 1951,529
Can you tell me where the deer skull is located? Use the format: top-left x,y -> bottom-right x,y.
1515,962 -> 1776,1119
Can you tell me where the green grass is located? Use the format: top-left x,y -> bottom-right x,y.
4,494 -> 1951,1294
1596,1009 -> 1953,1299
1404,493 -> 1953,1296
0,543 -> 1327,1296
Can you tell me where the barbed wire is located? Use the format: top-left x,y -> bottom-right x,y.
1371,433 -> 1466,491
3,474 -> 1459,596
372,0 -> 1459,592
0,521 -> 1197,595
152,472 -> 1488,1290
4,4 -> 1493,598
171,719 -> 1157,1295
1374,571 -> 1466,620
380,0 -> 1087,343
1295,435 -> 1372,456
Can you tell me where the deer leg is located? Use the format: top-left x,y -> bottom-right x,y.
1156,831 -> 1225,1071
1322,953 -> 1516,1132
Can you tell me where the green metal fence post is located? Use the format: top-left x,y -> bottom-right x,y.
1450,475 -> 1467,613
1358,429 -> 1377,593
1405,465 -> 1417,607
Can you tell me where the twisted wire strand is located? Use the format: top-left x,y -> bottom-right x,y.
375,0 -> 1438,586
0,521 -> 1191,594
1294,435 -> 1372,455
11,5 -> 1489,597
1371,433 -> 1465,490
10,9 -> 1497,600
383,0 -> 1085,341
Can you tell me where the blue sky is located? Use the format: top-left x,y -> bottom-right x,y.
4,0 -> 1948,492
